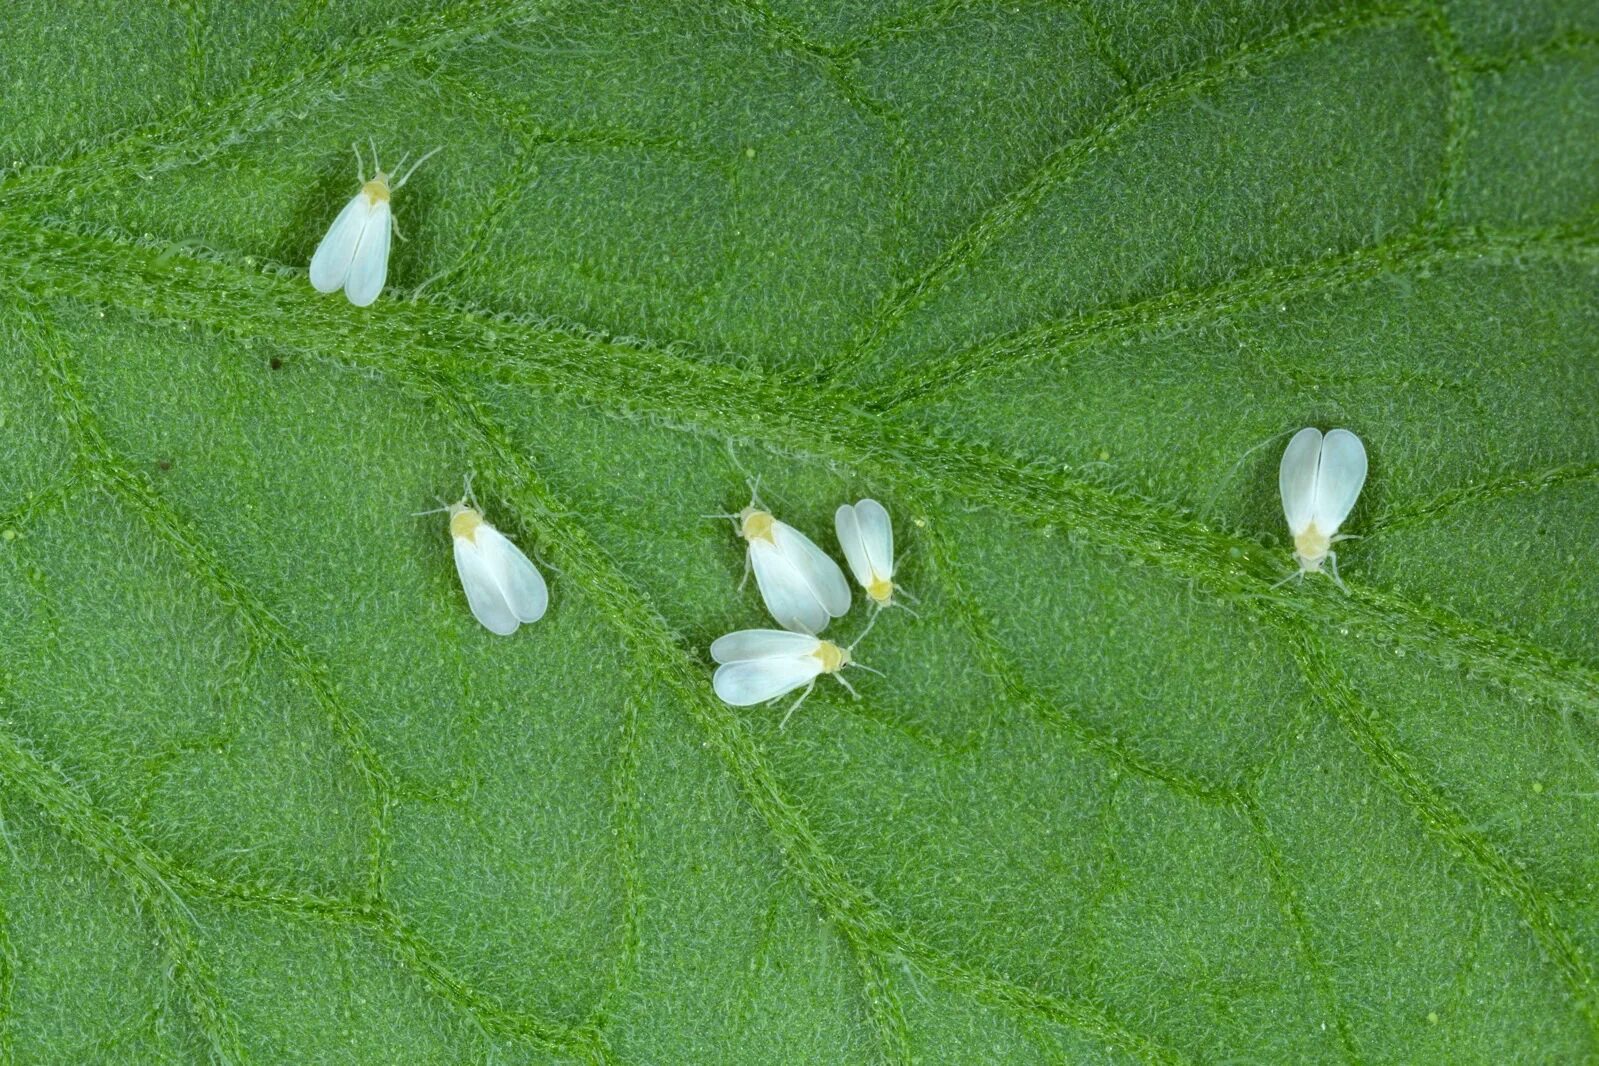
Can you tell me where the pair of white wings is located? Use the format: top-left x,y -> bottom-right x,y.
309,191 -> 391,307
710,630 -> 826,705
750,522 -> 851,635
834,499 -> 894,590
1279,427 -> 1368,537
454,524 -> 548,636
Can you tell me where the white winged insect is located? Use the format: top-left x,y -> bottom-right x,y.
1278,427 -> 1368,589
310,141 -> 439,307
421,479 -> 548,635
715,490 -> 851,635
834,498 -> 907,612
710,619 -> 879,728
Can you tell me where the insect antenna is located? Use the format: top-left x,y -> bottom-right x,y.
393,146 -> 443,189
1202,426 -> 1296,520
743,474 -> 768,510
410,268 -> 452,299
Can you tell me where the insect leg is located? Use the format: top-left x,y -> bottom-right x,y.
779,680 -> 816,730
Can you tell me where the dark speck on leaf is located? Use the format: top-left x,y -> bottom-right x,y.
156,459 -> 172,471
269,356 -> 284,370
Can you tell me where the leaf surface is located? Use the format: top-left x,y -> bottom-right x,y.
1,0 -> 1597,1061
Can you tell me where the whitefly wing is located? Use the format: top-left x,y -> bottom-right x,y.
751,538 -> 829,635
834,503 -> 874,590
1278,427 -> 1324,536
853,498 -> 894,581
474,523 -> 548,624
453,536 -> 520,636
713,656 -> 822,706
772,520 -> 851,619
309,191 -> 371,293
711,628 -> 820,664
1311,428 -> 1367,536
343,198 -> 392,307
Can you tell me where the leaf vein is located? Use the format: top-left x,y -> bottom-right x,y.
1368,461 -> 1599,535
1289,632 -> 1599,1041
838,0 -> 1414,365
0,0 -> 567,214
376,358 -> 1187,1062
7,217 -> 1596,730
873,223 -> 1599,411
31,322 -> 398,901
917,506 -> 1244,802
0,719 -> 606,1060
0,725 -> 249,1064
1416,0 -> 1475,228
1239,793 -> 1364,1064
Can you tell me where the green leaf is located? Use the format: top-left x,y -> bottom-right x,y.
1,0 -> 1597,1061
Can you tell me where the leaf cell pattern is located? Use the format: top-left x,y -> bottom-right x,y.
0,0 -> 1597,1062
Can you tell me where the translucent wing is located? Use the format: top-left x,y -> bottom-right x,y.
343,198 -> 391,307
750,539 -> 829,635
712,657 -> 821,706
1311,429 -> 1367,536
308,192 -> 371,293
711,629 -> 820,664
772,521 -> 851,620
453,536 -> 520,635
852,498 -> 894,580
833,504 -> 874,590
474,524 -> 548,624
1278,427 -> 1323,536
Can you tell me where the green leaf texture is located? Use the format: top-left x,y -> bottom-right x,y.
1,1 -> 1597,1062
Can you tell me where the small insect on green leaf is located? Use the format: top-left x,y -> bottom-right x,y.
710,486 -> 850,635
309,141 -> 439,307
420,477 -> 547,636
710,615 -> 881,729
1278,427 -> 1368,591
835,498 -> 908,613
